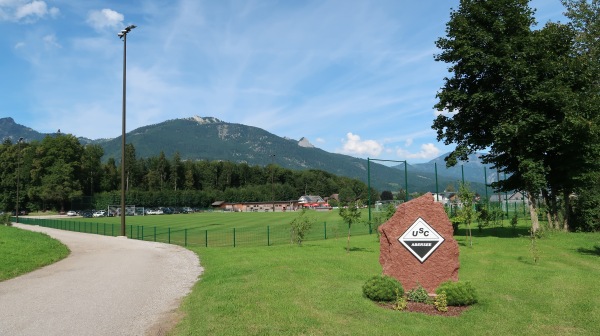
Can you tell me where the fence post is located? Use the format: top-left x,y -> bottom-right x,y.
141,226 -> 144,241
185,229 -> 187,247
233,228 -> 236,247
267,226 -> 270,246
168,227 -> 171,244
154,226 -> 157,242
129,225 -> 133,239
324,222 -> 327,240
205,230 -> 208,247
112,223 -> 114,236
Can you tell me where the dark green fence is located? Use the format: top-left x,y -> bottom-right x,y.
12,217 -> 372,248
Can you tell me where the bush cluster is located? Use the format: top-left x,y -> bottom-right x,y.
406,285 -> 430,303
435,281 -> 478,306
362,275 -> 404,302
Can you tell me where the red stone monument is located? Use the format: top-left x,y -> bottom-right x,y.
378,193 -> 459,293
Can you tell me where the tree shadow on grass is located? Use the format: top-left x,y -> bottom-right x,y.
345,247 -> 374,252
577,245 -> 600,257
517,256 -> 539,265
455,226 -> 530,239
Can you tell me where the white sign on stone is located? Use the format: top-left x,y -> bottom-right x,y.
398,217 -> 444,263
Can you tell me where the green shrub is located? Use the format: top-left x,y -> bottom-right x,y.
435,281 -> 478,306
290,209 -> 315,245
406,284 -> 431,303
434,291 -> 448,312
1,213 -> 11,226
393,289 -> 407,311
362,275 -> 404,302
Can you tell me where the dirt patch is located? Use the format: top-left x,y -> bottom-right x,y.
145,307 -> 185,336
377,301 -> 470,317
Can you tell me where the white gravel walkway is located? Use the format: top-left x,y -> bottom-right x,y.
0,223 -> 203,336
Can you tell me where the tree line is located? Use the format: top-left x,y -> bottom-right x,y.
0,134 -> 377,212
434,0 -> 600,232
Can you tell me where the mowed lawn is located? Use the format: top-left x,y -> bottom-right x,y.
30,210 -> 374,247
0,225 -> 70,281
171,225 -> 600,336
13,213 -> 600,335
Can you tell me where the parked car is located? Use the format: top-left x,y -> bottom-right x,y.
92,210 -> 106,217
66,210 -> 77,216
81,211 -> 93,218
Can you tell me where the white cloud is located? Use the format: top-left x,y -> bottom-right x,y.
48,6 -> 58,18
1,0 -> 58,22
339,132 -> 383,157
396,143 -> 441,160
43,34 -> 60,49
87,8 -> 123,30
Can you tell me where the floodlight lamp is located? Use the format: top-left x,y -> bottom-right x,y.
118,33 -> 124,37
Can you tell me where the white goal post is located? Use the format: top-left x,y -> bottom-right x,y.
107,205 -> 145,216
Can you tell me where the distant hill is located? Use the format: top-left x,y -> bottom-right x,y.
409,152 -> 500,185
0,115 -> 488,194
0,117 -> 46,143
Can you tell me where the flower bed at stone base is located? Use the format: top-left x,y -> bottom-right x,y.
376,301 -> 470,317
362,276 -> 478,317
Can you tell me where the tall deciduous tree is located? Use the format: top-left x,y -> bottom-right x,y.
562,0 -> 600,231
30,134 -> 84,211
82,144 -> 104,196
434,0 -> 540,229
433,0 -> 599,231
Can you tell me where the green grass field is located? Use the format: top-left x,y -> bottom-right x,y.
171,226 -> 600,336
0,225 -> 70,281
11,212 -> 600,335
19,210 -> 374,247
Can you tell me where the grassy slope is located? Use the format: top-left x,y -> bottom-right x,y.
0,225 -> 70,281
173,225 -> 600,336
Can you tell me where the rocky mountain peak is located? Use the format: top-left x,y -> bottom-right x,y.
298,137 -> 314,148
191,116 -> 222,124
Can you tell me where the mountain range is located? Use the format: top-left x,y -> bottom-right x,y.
0,116 -> 495,195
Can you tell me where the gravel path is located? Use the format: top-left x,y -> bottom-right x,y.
0,223 -> 203,336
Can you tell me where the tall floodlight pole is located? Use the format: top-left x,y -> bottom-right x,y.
118,24 -> 136,237
16,137 -> 23,223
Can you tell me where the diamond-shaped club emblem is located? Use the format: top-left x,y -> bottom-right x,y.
399,217 -> 445,263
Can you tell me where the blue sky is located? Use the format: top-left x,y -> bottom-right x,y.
1,0 -> 567,163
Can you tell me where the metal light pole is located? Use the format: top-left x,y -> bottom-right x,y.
118,24 -> 136,237
15,137 -> 23,223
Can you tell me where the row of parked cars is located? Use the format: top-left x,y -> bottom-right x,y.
145,207 -> 194,215
65,207 -> 196,217
66,210 -> 109,218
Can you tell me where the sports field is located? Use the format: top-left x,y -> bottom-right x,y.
17,210 -> 375,247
